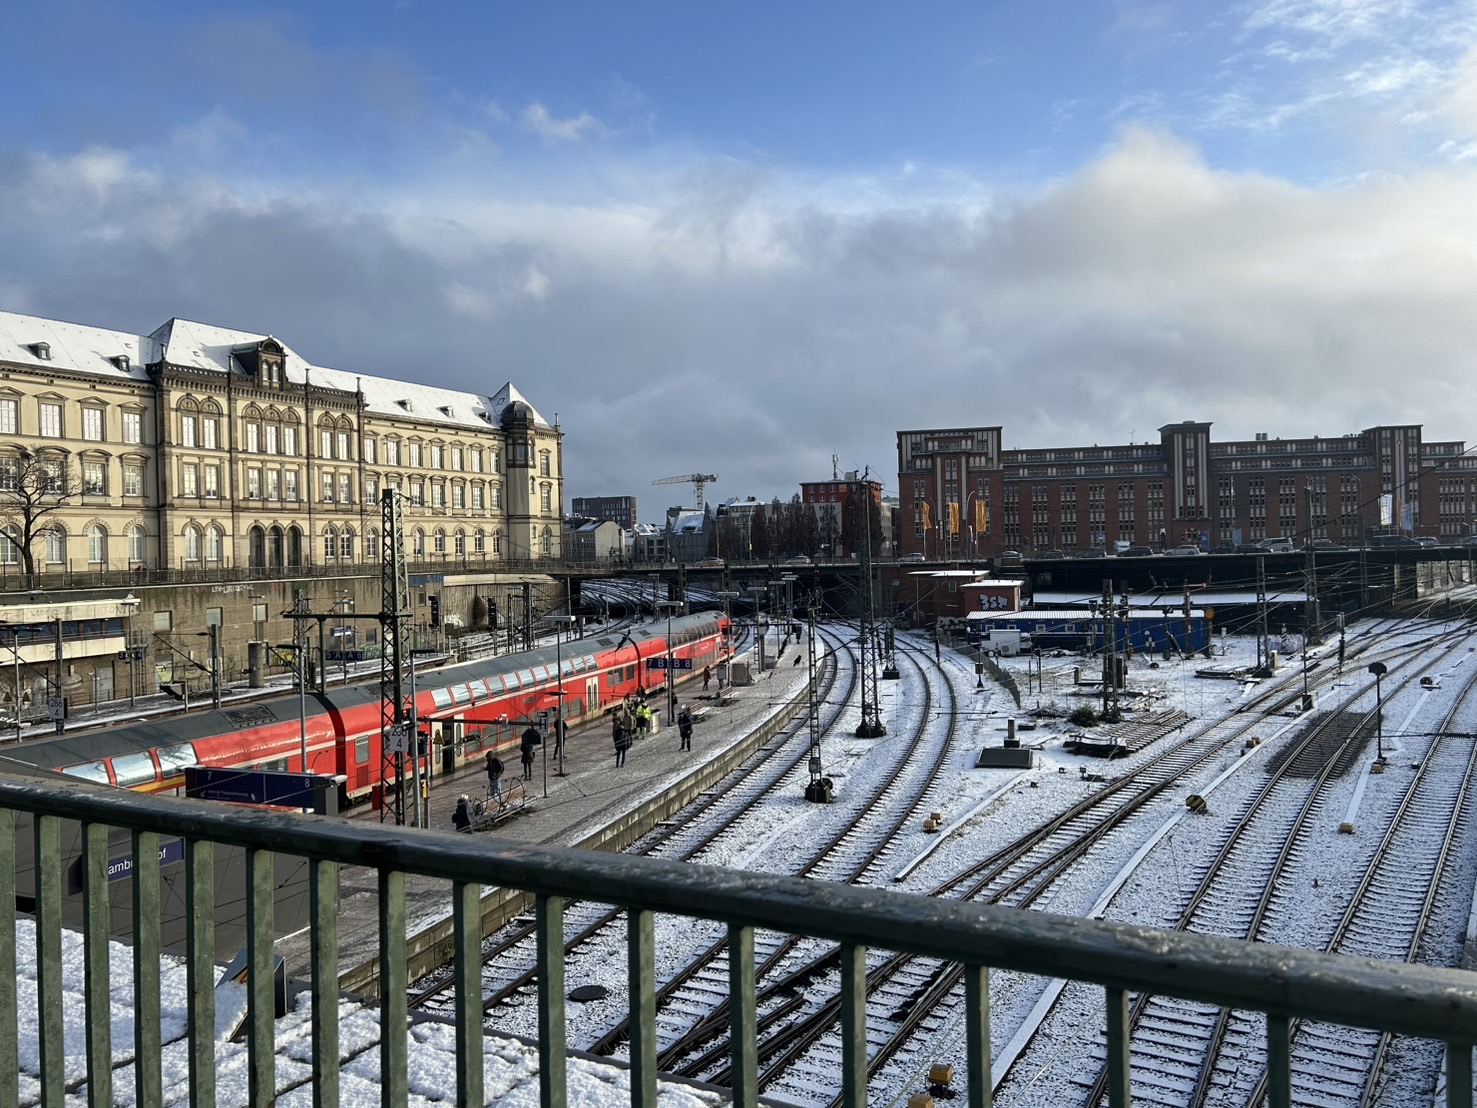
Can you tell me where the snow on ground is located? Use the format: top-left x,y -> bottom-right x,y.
16,616 -> 1477,1105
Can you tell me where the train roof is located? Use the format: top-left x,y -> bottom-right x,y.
0,610 -> 726,774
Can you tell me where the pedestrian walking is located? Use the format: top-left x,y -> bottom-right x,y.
553,717 -> 567,759
703,665 -> 711,691
453,796 -> 472,833
614,722 -> 631,767
678,705 -> 693,752
485,751 -> 504,800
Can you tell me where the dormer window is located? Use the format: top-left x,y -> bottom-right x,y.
29,342 -> 50,360
112,354 -> 130,371
438,405 -> 453,417
396,399 -> 411,411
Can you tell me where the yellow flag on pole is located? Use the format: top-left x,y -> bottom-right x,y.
975,501 -> 988,533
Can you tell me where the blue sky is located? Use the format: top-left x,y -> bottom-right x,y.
4,1 -> 1477,508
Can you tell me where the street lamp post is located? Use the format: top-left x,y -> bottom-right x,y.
1368,661 -> 1387,764
543,615 -> 576,777
194,625 -> 221,711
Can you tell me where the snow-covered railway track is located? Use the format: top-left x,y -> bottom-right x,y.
406,625 -> 855,1017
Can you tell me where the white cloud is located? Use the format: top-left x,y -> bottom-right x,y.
6,127 -> 1477,504
521,102 -> 601,144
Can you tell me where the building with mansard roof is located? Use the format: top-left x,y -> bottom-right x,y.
0,309 -> 563,576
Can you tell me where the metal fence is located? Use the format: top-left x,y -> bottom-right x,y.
1,776 -> 1475,1108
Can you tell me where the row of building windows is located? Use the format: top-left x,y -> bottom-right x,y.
0,397 -> 145,444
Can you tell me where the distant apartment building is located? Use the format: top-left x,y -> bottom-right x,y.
799,473 -> 886,559
571,495 -> 637,530
897,421 -> 1477,558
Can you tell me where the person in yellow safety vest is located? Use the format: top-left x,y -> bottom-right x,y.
635,702 -> 654,734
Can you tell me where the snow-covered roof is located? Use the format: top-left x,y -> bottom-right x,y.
0,309 -> 153,382
962,579 -> 1021,590
970,608 -> 1208,621
0,310 -> 550,434
152,317 -> 550,433
669,510 -> 706,533
1030,589 -> 1308,608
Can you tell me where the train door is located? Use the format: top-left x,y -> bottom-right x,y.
585,677 -> 599,718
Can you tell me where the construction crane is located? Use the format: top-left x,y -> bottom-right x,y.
653,472 -> 719,513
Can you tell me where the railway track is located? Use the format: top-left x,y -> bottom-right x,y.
404,623 -> 857,1018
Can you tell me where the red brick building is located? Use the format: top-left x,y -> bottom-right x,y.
897,421 -> 1477,558
800,473 -> 885,559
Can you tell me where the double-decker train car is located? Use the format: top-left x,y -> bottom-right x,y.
2,611 -> 730,807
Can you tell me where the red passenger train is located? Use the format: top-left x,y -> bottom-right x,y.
7,612 -> 731,805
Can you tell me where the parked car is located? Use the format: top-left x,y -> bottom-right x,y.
1256,539 -> 1296,553
1037,549 -> 1066,560
784,555 -> 812,566
996,550 -> 1024,566
1168,545 -> 1202,556
1075,549 -> 1108,559
694,557 -> 727,568
899,552 -> 926,564
1306,539 -> 1348,551
1120,546 -> 1154,558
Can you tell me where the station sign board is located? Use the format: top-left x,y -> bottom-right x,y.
185,767 -> 337,811
645,657 -> 694,671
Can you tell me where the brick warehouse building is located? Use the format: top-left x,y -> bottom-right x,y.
897,421 -> 1477,559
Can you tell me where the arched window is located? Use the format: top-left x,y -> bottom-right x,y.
177,397 -> 200,449
433,528 -> 446,555
473,529 -> 485,554
185,525 -> 202,562
87,524 -> 108,564
454,529 -> 466,556
0,526 -> 18,565
323,528 -> 338,561
281,410 -> 301,457
366,530 -> 380,560
339,528 -> 354,560
540,526 -> 552,556
200,400 -> 221,451
242,405 -> 263,453
412,529 -> 425,557
127,526 -> 146,564
248,526 -> 266,569
44,526 -> 65,565
492,529 -> 502,556
206,525 -> 223,562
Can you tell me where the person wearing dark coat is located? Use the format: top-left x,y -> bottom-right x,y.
614,716 -> 631,767
677,705 -> 693,752
453,796 -> 472,833
485,752 -> 504,800
520,726 -> 540,780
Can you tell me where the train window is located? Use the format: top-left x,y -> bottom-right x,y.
431,688 -> 453,711
157,743 -> 199,774
356,737 -> 370,764
607,671 -> 618,689
530,665 -> 548,684
504,672 -> 522,691
516,669 -> 534,688
60,761 -> 111,784
450,685 -> 469,706
112,752 -> 160,788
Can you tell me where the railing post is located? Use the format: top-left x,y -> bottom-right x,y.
628,908 -> 657,1108
186,839 -> 216,1108
729,923 -> 758,1107
1266,1012 -> 1291,1108
452,880 -> 483,1108
247,848 -> 276,1106
311,858 -> 340,1108
35,814 -> 63,1106
536,893 -> 567,1108
81,822 -> 111,1107
132,829 -> 162,1108
1104,986 -> 1130,1108
965,964 -> 992,1108
379,868 -> 408,1107
840,942 -> 868,1108
1448,1041 -> 1473,1108
0,810 -> 15,1108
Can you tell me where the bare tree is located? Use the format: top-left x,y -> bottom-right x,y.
0,448 -> 77,582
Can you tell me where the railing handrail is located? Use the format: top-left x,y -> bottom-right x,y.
4,775 -> 1476,1045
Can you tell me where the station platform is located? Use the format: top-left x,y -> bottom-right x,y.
279,632 -> 816,981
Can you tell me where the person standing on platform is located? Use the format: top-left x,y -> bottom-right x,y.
703,665 -> 711,691
520,725 -> 540,780
614,718 -> 630,767
453,796 -> 472,833
485,751 -> 504,800
553,716 -> 567,759
678,705 -> 693,751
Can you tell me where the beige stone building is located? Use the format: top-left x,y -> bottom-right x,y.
0,310 -> 564,577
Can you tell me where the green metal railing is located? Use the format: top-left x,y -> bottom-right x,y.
2,776 -> 1476,1107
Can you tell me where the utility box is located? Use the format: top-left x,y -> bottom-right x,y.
247,641 -> 266,688
728,661 -> 752,687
